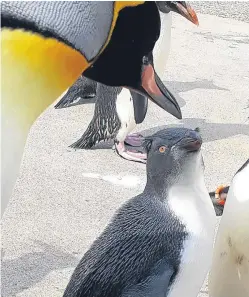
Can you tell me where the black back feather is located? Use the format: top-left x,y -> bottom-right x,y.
70,84 -> 122,149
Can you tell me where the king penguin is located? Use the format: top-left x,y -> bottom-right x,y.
63,127 -> 216,297
55,1 -> 199,163
209,158 -> 249,297
1,1 -> 183,216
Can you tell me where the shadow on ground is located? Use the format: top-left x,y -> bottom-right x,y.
1,241 -> 78,297
67,117 -> 248,154
140,118 -> 249,142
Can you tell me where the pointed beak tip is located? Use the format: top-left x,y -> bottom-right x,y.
188,8 -> 199,26
193,17 -> 199,26
175,110 -> 182,120
178,113 -> 183,120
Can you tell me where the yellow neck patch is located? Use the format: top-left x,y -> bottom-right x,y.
1,29 -> 88,128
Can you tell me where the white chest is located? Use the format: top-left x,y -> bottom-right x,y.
153,12 -> 172,78
167,183 -> 216,297
115,88 -> 137,142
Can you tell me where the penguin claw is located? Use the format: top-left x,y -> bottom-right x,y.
115,142 -> 147,164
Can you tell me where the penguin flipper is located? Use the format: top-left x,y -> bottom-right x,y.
54,76 -> 97,109
131,91 -> 148,124
122,260 -> 174,297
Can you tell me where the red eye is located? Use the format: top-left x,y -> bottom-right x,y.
159,146 -> 167,153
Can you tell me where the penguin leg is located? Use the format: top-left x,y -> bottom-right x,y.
115,141 -> 147,164
124,133 -> 144,147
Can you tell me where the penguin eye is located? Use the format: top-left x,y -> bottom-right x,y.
159,146 -> 167,153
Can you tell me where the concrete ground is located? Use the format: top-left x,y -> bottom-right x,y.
2,3 -> 249,297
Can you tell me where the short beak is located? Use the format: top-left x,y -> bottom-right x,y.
176,2 -> 199,26
180,130 -> 202,151
137,64 -> 182,120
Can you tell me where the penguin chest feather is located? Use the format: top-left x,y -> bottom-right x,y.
115,88 -> 137,142
167,179 -> 216,297
209,162 -> 249,297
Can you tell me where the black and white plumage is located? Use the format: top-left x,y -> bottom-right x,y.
209,159 -> 249,297
63,127 -> 216,297
70,85 -> 147,163
55,1 -> 199,163
71,84 -> 122,149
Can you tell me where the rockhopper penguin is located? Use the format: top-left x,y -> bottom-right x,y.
209,158 -> 249,297
1,1 -> 183,215
63,127 -> 216,297
55,1 -> 199,163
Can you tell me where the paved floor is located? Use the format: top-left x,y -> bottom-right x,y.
2,3 -> 249,297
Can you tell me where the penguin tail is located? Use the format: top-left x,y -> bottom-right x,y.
54,75 -> 97,109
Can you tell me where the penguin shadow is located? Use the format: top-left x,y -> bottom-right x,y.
139,117 -> 249,142
192,31 -> 249,45
1,240 -> 78,297
164,79 -> 229,108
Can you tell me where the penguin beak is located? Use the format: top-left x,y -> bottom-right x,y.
138,64 -> 182,120
175,2 -> 199,25
180,130 -> 202,152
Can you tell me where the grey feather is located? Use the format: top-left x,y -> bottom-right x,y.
1,1 -> 114,60
63,193 -> 182,297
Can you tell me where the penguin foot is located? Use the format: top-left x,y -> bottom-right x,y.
124,133 -> 144,147
115,141 -> 147,164
209,185 -> 229,216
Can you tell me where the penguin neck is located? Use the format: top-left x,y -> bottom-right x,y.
1,29 -> 86,216
145,157 -> 206,203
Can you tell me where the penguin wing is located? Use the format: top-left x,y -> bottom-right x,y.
63,195 -> 177,297
121,259 -> 174,297
63,236 -> 175,297
54,76 -> 97,109
131,91 -> 149,124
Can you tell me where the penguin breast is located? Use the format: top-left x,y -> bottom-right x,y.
115,88 -> 137,142
166,177 -> 216,297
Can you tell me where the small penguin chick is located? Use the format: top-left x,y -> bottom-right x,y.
63,127 -> 216,297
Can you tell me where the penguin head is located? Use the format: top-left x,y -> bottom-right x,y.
156,1 -> 199,25
144,127 -> 203,186
84,2 -> 182,120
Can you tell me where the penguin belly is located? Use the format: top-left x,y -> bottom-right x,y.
209,162 -> 249,297
153,11 -> 172,78
167,179 -> 216,297
115,88 -> 137,143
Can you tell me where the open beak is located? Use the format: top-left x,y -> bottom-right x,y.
136,64 -> 182,120
176,2 -> 199,25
